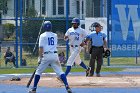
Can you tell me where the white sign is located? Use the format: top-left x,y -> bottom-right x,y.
85,17 -> 107,35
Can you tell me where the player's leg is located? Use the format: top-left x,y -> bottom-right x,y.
65,48 -> 79,76
89,57 -> 96,76
65,65 -> 72,76
89,48 -> 97,76
60,74 -> 72,93
29,74 -> 40,93
96,48 -> 103,77
79,60 -> 91,76
29,61 -> 49,92
30,53 -> 56,92
76,56 -> 87,69
51,60 -> 72,93
79,61 -> 88,70
75,55 -> 91,76
73,47 -> 89,70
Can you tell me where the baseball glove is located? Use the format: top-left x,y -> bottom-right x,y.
103,49 -> 111,58
10,76 -> 21,81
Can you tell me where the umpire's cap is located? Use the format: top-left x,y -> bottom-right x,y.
71,17 -> 80,25
92,22 -> 101,27
43,21 -> 52,31
89,22 -> 102,32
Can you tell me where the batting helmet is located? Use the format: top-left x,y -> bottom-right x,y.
89,22 -> 102,32
43,21 -> 52,31
71,18 -> 80,26
103,49 -> 111,58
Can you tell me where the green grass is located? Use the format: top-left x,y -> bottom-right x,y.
104,57 -> 140,66
0,67 -> 124,74
0,48 -> 139,74
1,48 -> 140,67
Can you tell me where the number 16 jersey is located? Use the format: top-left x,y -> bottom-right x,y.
39,32 -> 57,52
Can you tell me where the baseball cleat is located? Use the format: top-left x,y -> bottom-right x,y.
96,73 -> 101,77
67,88 -> 72,93
86,67 -> 91,77
28,88 -> 36,93
88,74 -> 94,77
66,86 -> 72,93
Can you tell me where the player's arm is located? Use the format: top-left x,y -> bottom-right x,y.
103,38 -> 108,51
38,35 -> 44,64
64,35 -> 69,41
38,35 -> 44,57
84,38 -> 90,43
64,29 -> 69,41
80,37 -> 89,47
38,47 -> 43,64
103,38 -> 107,47
84,34 -> 92,45
84,38 -> 92,48
80,30 -> 88,47
103,34 -> 108,50
84,34 -> 93,53
39,47 -> 43,58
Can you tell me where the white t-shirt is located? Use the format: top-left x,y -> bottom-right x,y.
39,32 -> 57,52
65,27 -> 87,45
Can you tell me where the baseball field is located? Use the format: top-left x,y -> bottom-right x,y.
0,66 -> 140,93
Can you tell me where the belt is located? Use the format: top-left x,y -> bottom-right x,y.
44,51 -> 57,54
70,45 -> 78,47
92,46 -> 103,48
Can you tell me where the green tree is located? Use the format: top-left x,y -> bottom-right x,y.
0,0 -> 8,14
22,19 -> 43,55
0,0 -> 4,10
22,7 -> 41,55
3,23 -> 15,38
23,7 -> 38,17
22,7 -> 72,54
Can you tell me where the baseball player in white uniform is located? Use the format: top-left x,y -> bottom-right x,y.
29,21 -> 72,93
64,18 -> 90,77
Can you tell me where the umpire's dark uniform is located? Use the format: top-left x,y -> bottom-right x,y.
86,22 -> 107,77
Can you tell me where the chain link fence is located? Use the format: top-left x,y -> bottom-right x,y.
0,0 -> 139,68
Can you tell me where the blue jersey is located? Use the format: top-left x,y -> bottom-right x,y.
86,32 -> 106,46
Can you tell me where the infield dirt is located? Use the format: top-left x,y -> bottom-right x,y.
1,75 -> 140,88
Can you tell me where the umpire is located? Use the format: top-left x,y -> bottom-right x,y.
85,22 -> 108,77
